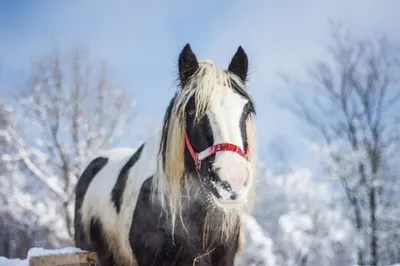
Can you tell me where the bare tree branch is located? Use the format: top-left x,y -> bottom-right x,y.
280,23 -> 400,266
3,45 -> 135,239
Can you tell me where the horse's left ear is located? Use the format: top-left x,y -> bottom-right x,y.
228,46 -> 248,83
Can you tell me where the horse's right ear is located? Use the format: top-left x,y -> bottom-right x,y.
178,43 -> 199,88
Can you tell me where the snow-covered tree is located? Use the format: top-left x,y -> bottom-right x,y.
0,46 -> 135,244
254,165 -> 356,266
0,101 -> 60,258
236,213 -> 277,266
281,22 -> 400,266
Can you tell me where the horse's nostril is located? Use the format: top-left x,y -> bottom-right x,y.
220,181 -> 231,192
230,192 -> 238,200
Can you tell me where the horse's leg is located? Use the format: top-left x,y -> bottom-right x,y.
74,222 -> 92,252
89,218 -> 117,266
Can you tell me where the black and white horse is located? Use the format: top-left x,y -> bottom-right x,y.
74,44 -> 257,266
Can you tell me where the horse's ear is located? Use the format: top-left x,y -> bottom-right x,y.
228,46 -> 248,83
178,43 -> 199,88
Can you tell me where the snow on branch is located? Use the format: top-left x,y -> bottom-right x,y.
0,46 -> 135,240
2,123 -> 66,201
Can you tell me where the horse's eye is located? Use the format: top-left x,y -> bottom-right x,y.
244,105 -> 254,117
188,109 -> 196,116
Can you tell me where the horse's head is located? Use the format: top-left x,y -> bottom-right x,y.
174,44 -> 256,210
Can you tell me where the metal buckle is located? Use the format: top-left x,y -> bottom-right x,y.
195,156 -> 202,173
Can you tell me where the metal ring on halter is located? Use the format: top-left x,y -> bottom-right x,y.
196,159 -> 201,173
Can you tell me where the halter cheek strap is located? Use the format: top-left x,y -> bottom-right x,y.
184,129 -> 249,175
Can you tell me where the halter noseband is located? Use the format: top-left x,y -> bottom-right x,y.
184,129 -> 249,175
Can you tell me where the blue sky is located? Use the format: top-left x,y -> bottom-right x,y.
1,0 -> 399,174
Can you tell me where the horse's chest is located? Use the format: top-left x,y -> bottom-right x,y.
128,177 -> 227,266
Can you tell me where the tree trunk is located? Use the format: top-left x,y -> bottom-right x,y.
0,229 -> 10,257
370,186 -> 378,266
300,254 -> 308,266
354,201 -> 364,266
62,165 -> 73,237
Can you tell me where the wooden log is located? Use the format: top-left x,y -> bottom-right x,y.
29,251 -> 98,266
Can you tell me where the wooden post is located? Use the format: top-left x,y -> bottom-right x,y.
29,251 -> 98,266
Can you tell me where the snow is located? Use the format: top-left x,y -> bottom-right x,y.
0,258 -> 23,266
254,166 -> 357,266
27,247 -> 84,258
0,246 -> 398,266
235,213 -> 277,266
0,247 -> 85,266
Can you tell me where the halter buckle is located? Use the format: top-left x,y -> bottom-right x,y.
195,157 -> 201,173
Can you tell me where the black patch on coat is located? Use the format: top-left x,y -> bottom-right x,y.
89,217 -> 115,266
229,78 -> 255,114
111,144 -> 145,213
183,96 -> 215,175
129,176 -> 241,266
74,157 -> 109,249
229,78 -> 256,152
239,102 -> 255,151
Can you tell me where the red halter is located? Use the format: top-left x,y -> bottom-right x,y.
184,128 -> 249,175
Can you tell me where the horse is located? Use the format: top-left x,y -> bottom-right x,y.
73,43 -> 257,266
